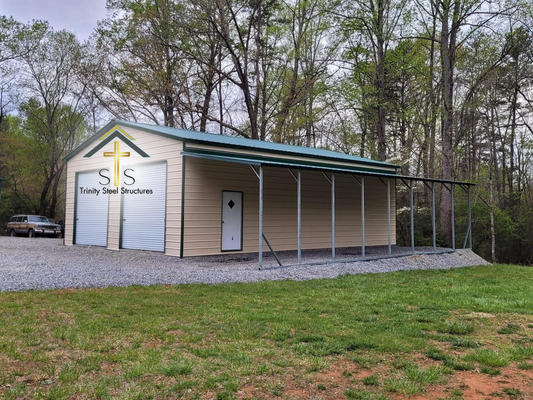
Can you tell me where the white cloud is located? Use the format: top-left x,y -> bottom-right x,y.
1,0 -> 107,40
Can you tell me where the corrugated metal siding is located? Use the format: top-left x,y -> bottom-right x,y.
121,162 -> 167,252
75,171 -> 109,246
65,125 -> 182,256
183,158 -> 396,257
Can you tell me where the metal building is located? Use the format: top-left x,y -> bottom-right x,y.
64,120 -> 473,268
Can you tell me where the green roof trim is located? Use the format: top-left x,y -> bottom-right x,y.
182,148 -> 397,175
64,119 -> 399,171
181,151 -> 399,176
181,151 -> 475,186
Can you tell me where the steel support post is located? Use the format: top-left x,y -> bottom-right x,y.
361,176 -> 365,258
387,178 -> 391,256
468,186 -> 472,249
410,181 -> 415,254
259,166 -> 264,269
297,169 -> 302,264
451,184 -> 455,250
432,182 -> 436,252
332,173 -> 336,260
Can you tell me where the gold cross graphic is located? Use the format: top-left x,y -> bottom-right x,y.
104,141 -> 130,186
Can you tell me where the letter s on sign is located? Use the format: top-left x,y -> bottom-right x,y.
124,168 -> 135,185
99,169 -> 110,186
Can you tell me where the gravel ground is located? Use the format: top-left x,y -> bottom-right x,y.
0,237 -> 489,292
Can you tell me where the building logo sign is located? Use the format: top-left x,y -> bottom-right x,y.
82,126 -> 153,195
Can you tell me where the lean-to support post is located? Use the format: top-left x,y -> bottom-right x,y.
451,184 -> 455,250
432,182 -> 436,252
332,173 -> 336,259
297,169 -> 302,264
410,180 -> 415,254
379,177 -> 392,256
331,172 -> 335,260
468,185 -> 472,249
361,176 -> 365,258
323,172 -> 336,260
259,166 -> 264,269
457,183 -> 471,250
387,178 -> 391,256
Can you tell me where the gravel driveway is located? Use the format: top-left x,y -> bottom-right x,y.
0,237 -> 489,292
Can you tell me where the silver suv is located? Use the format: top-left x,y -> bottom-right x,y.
5,215 -> 61,238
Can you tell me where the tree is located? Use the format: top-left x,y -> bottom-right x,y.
20,29 -> 88,217
190,0 -> 284,139
87,0 -> 205,128
0,17 -> 47,124
342,0 -> 408,161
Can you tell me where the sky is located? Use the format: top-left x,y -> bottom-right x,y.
1,0 -> 108,40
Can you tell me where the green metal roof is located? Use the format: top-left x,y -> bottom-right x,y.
65,119 -> 398,170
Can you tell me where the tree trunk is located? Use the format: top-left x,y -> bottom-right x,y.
200,43 -> 219,133
375,0 -> 387,161
48,163 -> 65,217
439,0 -> 459,245
508,55 -> 519,194
39,174 -> 53,216
490,174 -> 496,263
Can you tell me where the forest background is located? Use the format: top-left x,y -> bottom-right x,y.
0,0 -> 532,264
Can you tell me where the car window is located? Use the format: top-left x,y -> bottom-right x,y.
16,217 -> 23,222
29,216 -> 49,223
10,217 -> 16,222
22,217 -> 28,222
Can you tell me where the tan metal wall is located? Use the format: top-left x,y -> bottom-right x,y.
65,125 -> 182,256
183,157 -> 396,257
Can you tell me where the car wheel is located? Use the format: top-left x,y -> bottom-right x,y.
28,229 -> 34,238
10,229 -> 16,237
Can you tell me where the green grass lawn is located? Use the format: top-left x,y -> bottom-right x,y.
1,264 -> 533,399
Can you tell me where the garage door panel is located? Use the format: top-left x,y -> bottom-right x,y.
121,162 -> 167,252
76,171 -> 109,246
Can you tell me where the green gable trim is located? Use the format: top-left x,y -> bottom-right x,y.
84,130 -> 150,158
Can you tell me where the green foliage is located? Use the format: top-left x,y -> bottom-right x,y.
362,375 -> 379,386
502,387 -> 522,397
345,388 -> 389,399
437,321 -> 475,335
480,366 -> 501,375
464,349 -> 510,367
498,323 -> 521,334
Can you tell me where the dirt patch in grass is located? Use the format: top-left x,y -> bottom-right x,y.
238,362 -> 533,399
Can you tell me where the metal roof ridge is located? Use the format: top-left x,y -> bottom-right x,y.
113,119 -> 399,169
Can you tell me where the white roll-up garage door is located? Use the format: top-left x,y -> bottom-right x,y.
75,170 -> 109,246
121,162 -> 167,252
